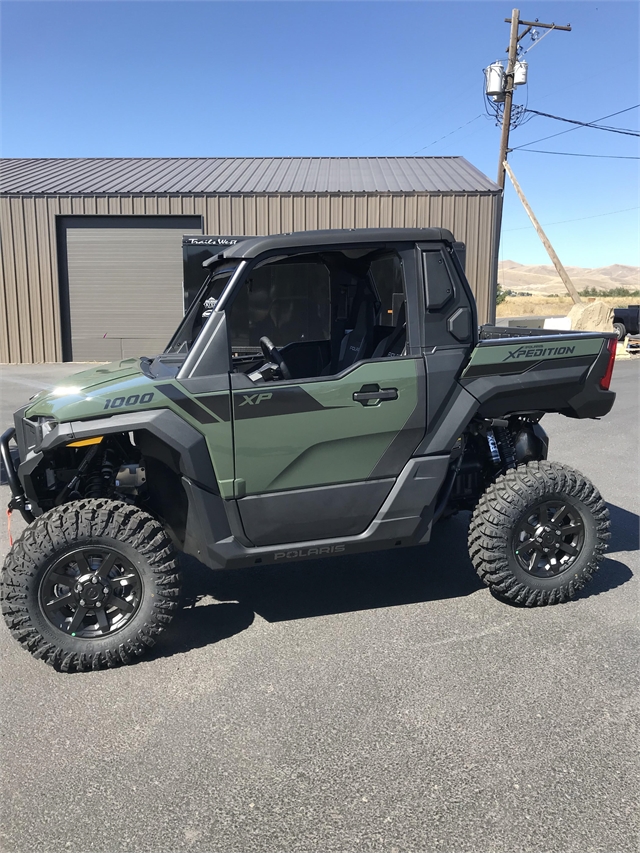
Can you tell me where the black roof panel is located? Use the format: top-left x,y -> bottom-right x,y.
191,228 -> 455,264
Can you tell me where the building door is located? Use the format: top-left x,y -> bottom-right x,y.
59,215 -> 202,361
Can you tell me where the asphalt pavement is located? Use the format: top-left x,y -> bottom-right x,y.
0,360 -> 638,853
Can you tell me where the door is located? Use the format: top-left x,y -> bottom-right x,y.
60,215 -> 202,361
227,248 -> 427,546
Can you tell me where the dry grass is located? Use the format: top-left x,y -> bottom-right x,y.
496,295 -> 631,318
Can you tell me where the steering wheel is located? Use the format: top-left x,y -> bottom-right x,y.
259,336 -> 292,381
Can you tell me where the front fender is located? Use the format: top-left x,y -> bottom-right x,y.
18,409 -> 219,515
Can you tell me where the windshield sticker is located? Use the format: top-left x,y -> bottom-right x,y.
185,237 -> 238,246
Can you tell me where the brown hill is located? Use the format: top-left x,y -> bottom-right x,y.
498,261 -> 640,294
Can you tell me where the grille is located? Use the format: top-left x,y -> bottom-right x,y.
23,419 -> 38,451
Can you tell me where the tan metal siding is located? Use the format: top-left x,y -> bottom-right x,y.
22,197 -> 45,362
0,198 -> 16,361
34,196 -> 58,359
318,196 -> 330,229
0,198 -> 15,362
0,191 -> 498,362
11,197 -> 34,361
46,197 -> 63,360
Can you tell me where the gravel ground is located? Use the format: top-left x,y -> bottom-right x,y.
0,360 -> 637,853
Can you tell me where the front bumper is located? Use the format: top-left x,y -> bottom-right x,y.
1,427 -> 35,522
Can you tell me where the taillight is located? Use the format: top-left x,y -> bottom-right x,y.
600,338 -> 617,390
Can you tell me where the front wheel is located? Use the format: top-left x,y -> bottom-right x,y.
468,461 -> 610,606
1,499 -> 181,671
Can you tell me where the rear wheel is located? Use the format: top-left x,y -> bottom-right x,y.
468,461 -> 610,606
1,499 -> 181,671
613,322 -> 627,341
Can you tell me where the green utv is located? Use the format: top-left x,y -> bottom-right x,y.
1,229 -> 617,671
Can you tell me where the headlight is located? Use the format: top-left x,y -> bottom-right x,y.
37,416 -> 57,441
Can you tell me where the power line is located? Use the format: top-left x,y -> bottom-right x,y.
411,115 -> 483,154
526,107 -> 640,133
504,205 -> 640,232
515,148 -> 640,160
512,105 -> 640,149
386,101 -> 480,151
523,108 -> 640,137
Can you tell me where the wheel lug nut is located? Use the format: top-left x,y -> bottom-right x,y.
95,601 -> 102,608
75,584 -> 82,593
91,576 -> 98,584
103,587 -> 110,595
79,599 -> 86,606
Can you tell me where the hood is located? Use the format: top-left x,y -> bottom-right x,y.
25,358 -> 152,422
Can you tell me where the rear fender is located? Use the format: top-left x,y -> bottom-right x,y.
460,336 -> 616,419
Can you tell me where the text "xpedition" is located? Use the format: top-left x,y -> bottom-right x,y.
504,344 -> 576,362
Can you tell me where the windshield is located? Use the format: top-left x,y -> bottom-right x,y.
165,260 -> 241,354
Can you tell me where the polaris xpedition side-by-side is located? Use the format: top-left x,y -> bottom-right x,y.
1,228 -> 617,671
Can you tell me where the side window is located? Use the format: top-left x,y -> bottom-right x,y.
369,255 -> 405,326
228,257 -> 330,354
228,247 -> 410,382
367,253 -> 408,360
423,250 -> 455,311
421,247 -> 473,345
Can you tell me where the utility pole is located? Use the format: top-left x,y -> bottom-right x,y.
496,12 -> 572,189
504,161 -> 582,304
497,9 -> 520,191
488,11 -> 573,322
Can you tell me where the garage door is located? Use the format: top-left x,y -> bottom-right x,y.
61,216 -> 202,361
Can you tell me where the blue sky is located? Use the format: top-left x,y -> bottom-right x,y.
1,0 -> 638,267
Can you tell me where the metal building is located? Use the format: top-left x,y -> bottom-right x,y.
0,157 -> 501,363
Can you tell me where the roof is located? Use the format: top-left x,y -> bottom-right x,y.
0,157 -> 500,195
196,228 -> 456,262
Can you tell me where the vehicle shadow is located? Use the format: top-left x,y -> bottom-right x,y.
607,503 -> 639,554
572,503 -> 638,600
153,503 -> 638,659
152,514 -> 482,659
575,556 -> 634,599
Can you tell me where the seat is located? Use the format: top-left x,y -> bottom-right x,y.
371,301 -> 406,358
322,285 -> 377,374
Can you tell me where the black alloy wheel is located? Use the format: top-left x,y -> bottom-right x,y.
513,500 -> 585,578
468,461 -> 610,606
1,499 -> 181,671
39,546 -> 142,639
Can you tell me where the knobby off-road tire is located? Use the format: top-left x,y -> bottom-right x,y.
1,499 -> 181,671
469,461 -> 610,606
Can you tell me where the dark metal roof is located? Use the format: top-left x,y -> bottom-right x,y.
0,157 -> 499,195
196,228 -> 456,262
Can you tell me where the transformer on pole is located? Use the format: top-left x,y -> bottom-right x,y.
484,62 -> 506,100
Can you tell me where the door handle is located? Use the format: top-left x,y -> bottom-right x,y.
353,384 -> 398,405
